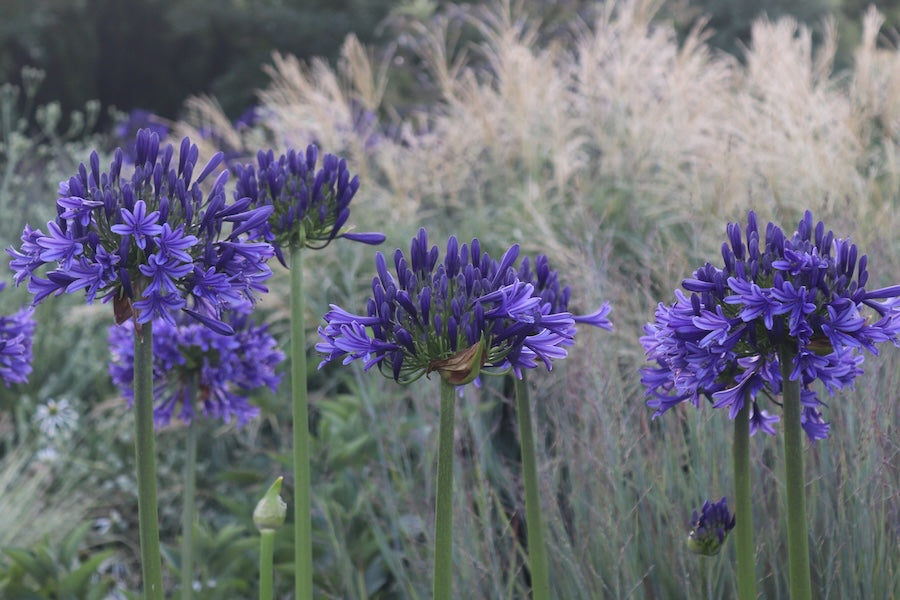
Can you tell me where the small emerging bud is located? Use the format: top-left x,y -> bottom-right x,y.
254,477 -> 287,532
687,496 -> 735,556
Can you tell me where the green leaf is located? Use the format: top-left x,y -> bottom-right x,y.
58,522 -> 92,567
2,547 -> 57,584
58,550 -> 114,595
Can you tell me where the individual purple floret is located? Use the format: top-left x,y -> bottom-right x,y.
316,228 -> 584,385
232,144 -> 385,266
108,303 -> 284,428
7,129 -> 275,334
641,210 -> 900,441
0,283 -> 35,386
687,496 -> 736,556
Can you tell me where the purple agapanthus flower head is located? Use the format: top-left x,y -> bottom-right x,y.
232,145 -> 385,266
516,254 -> 613,331
7,129 -> 275,335
641,210 -> 900,441
115,110 -> 169,163
0,282 -> 35,386
316,229 -> 588,385
108,303 -> 284,428
687,496 -> 736,556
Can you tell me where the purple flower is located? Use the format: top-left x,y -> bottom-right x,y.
7,129 -> 275,334
687,497 -> 736,556
108,305 -> 284,427
110,200 -> 163,249
114,109 -> 168,163
641,210 -> 900,441
0,283 -> 35,386
317,229 -> 582,385
516,254 -> 613,331
232,145 -> 385,265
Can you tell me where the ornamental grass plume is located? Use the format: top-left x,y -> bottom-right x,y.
317,228 -> 599,600
6,128 -> 275,599
0,282 -> 35,386
232,143 -> 384,600
641,210 -> 900,600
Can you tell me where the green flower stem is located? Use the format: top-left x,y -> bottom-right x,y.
779,345 -> 812,600
732,396 -> 757,600
134,320 -> 164,600
259,529 -> 276,600
433,380 -> 457,600
290,244 -> 313,600
181,418 -> 198,600
514,374 -> 550,600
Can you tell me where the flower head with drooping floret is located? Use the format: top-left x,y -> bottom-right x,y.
232,145 -> 385,266
0,282 -> 35,386
316,229 -> 583,385
7,129 -> 275,334
641,210 -> 900,441
516,254 -> 614,330
108,303 -> 284,428
687,496 -> 736,556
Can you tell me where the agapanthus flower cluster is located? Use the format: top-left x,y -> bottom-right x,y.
114,110 -> 169,163
641,210 -> 900,441
0,282 -> 35,386
516,254 -> 614,331
232,144 -> 385,266
7,129 -> 274,334
687,497 -> 736,556
317,228 -> 587,385
108,304 -> 284,427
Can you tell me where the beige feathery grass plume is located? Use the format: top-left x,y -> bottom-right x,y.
174,0 -> 898,261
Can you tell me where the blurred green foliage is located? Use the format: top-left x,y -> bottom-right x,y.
0,0 -> 405,123
0,522 -> 116,600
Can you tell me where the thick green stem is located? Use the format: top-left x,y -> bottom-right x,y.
514,375 -> 550,600
433,380 -> 457,600
732,396 -> 757,600
134,320 -> 164,600
290,245 -> 313,600
181,419 -> 198,600
259,530 -> 275,600
779,346 -> 812,600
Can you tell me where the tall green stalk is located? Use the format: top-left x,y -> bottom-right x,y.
779,345 -> 812,600
514,374 -> 550,600
433,380 -> 457,600
181,419 -> 198,600
732,396 -> 757,600
259,529 -> 275,600
134,321 -> 164,600
255,477 -> 286,600
290,243 -> 313,600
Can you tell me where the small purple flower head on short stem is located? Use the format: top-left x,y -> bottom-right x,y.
641,210 -> 900,441
687,496 -> 736,556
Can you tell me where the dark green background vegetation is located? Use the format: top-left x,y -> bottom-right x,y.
1,0 -> 898,126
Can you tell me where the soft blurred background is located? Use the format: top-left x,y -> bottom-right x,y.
1,0 -> 898,598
